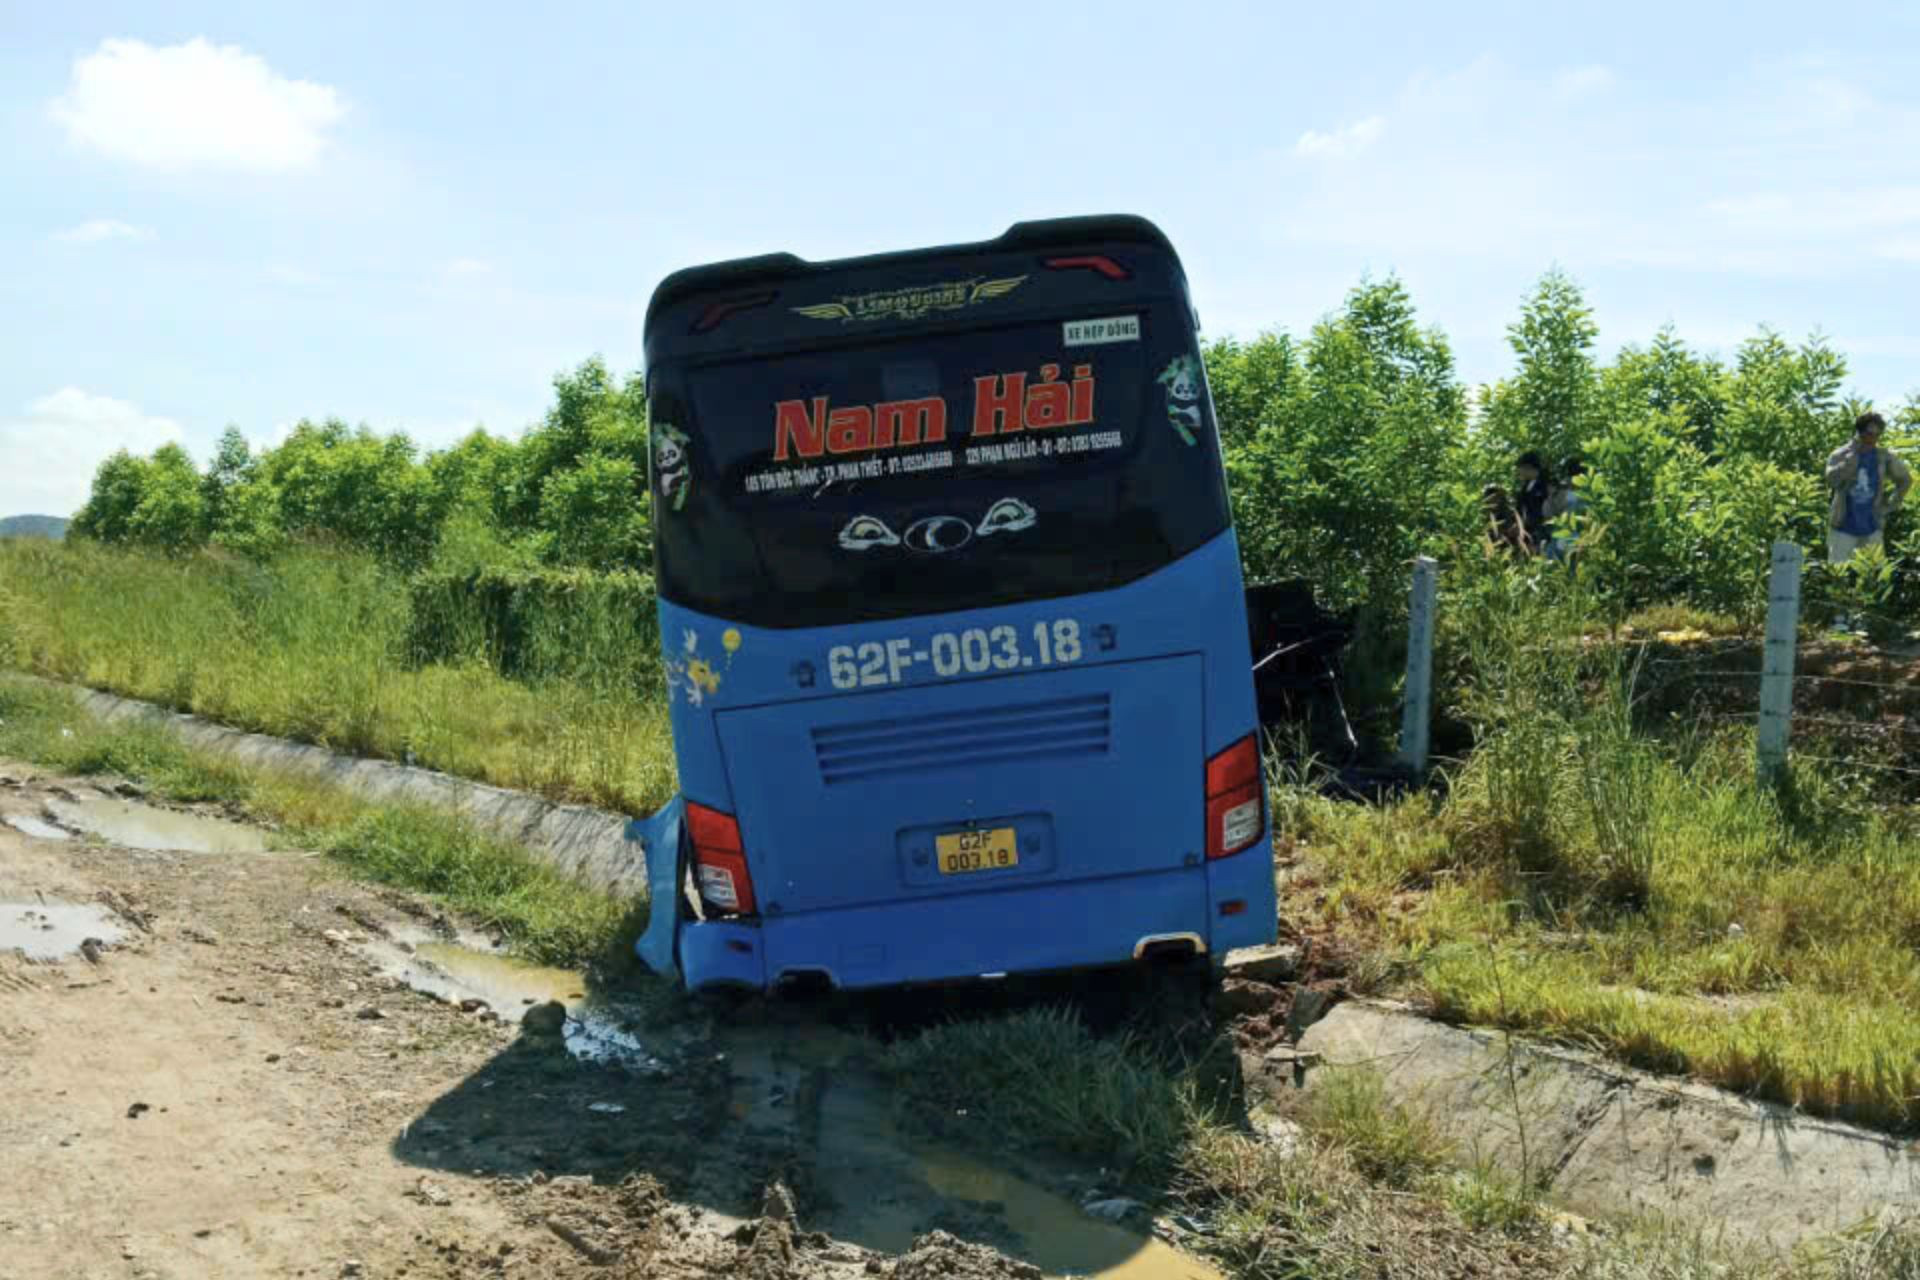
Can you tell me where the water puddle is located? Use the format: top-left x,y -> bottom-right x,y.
3,814 -> 69,841
811,1064 -> 1219,1280
918,1155 -> 1216,1280
46,798 -> 269,854
373,939 -> 673,1071
409,941 -> 584,1008
0,900 -> 126,962
375,939 -> 1216,1278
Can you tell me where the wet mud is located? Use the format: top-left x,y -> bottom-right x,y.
0,766 -> 1225,1278
3,813 -> 68,840
0,899 -> 125,962
46,794 -> 269,853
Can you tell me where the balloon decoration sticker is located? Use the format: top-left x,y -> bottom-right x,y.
653,423 -> 692,511
665,627 -> 723,707
1156,355 -> 1204,446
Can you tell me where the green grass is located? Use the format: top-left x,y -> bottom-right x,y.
1281,726 -> 1920,1131
0,680 -> 638,968
0,539 -> 676,815
884,1010 -> 1920,1280
1285,561 -> 1920,1133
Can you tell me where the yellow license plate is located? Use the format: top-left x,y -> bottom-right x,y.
936,826 -> 1019,875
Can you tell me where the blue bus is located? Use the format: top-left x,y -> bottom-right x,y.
634,215 -> 1275,993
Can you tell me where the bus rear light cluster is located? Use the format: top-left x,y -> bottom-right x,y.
1205,735 -> 1265,860
688,801 -> 756,915
1042,254 -> 1131,281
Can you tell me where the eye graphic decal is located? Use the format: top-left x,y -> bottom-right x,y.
837,515 -> 901,551
976,497 -> 1037,536
902,515 -> 974,554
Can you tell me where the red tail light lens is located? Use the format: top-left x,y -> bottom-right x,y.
688,801 -> 756,915
1205,735 -> 1264,860
692,290 -> 776,333
1043,254 -> 1131,281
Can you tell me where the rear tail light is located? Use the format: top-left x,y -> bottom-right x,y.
1205,735 -> 1264,860
688,801 -> 756,916
692,290 -> 777,333
1043,254 -> 1131,281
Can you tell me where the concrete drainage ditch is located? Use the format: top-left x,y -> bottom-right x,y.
1256,998 -> 1920,1250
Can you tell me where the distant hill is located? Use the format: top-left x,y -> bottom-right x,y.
0,515 -> 70,540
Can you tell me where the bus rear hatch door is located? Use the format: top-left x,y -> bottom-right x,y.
712,655 -> 1203,918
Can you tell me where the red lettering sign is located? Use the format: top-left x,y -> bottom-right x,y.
771,367 -> 1094,457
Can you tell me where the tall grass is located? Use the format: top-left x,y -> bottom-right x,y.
886,1012 -> 1920,1279
0,540 -> 675,815
0,681 -> 634,966
1283,565 -> 1920,1132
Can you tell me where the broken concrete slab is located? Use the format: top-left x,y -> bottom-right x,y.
1220,943 -> 1301,986
1286,998 -> 1615,1181
1274,1000 -> 1920,1250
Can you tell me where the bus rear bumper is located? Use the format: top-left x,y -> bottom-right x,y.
675,849 -> 1275,993
1205,835 -> 1282,956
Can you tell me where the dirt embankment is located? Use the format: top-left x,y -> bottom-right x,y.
0,764 -> 1102,1280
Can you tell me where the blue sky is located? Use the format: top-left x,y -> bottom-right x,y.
4,1 -> 1919,516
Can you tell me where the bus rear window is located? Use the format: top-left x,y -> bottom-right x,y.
650,306 -> 1228,628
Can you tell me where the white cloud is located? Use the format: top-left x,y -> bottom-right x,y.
443,258 -> 494,278
0,389 -> 183,517
1293,116 -> 1385,159
1709,187 -> 1920,235
51,218 -> 155,244
48,38 -> 345,174
1876,239 -> 1920,263
1553,65 -> 1615,99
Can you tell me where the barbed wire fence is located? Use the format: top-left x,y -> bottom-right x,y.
1757,541 -> 1920,787
1390,542 -> 1917,787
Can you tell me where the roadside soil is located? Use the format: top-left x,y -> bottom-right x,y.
0,761 -> 1183,1280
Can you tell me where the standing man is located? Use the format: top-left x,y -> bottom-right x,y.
1825,412 -> 1911,563
1513,452 -> 1554,555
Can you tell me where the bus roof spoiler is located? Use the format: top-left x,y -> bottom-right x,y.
643,213 -> 1176,338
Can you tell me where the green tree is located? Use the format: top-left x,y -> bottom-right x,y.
258,420 -> 441,565
1719,329 -> 1850,475
1481,268 -> 1601,468
70,450 -> 152,544
1601,327 -> 1728,456
202,427 -> 255,535
1223,278 -> 1466,609
1204,332 -> 1302,449
126,443 -> 210,552
536,454 -> 651,569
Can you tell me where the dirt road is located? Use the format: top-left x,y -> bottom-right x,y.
0,762 -> 1213,1280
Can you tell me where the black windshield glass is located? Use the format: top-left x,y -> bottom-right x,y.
650,305 -> 1228,627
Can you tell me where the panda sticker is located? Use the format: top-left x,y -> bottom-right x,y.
1156,355 -> 1204,446
653,423 -> 691,511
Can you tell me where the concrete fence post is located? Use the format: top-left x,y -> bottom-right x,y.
1757,541 -> 1804,781
1398,557 -> 1438,777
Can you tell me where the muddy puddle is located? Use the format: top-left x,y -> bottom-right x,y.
3,813 -> 69,840
0,900 -> 125,961
377,937 -> 1219,1280
46,797 -> 270,854
812,1061 -> 1216,1279
366,935 -> 679,1073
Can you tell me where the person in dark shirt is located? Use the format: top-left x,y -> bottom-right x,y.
1513,451 -> 1554,554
